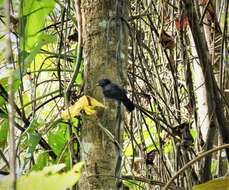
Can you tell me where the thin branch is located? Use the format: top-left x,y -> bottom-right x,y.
5,0 -> 16,188
66,0 -> 83,101
163,144 -> 229,190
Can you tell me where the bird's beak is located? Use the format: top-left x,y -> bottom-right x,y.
96,83 -> 100,86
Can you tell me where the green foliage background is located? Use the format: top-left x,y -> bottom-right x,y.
0,0 -> 228,190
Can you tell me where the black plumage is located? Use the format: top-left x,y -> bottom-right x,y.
96,79 -> 135,112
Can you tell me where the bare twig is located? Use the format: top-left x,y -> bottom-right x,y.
5,0 -> 16,189
163,144 -> 229,190
66,0 -> 83,101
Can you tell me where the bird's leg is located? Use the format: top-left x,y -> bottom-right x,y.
115,101 -> 122,189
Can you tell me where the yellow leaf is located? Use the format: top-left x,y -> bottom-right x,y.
17,162 -> 83,190
0,163 -> 84,190
61,95 -> 105,119
84,106 -> 96,115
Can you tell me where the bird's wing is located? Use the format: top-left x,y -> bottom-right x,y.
103,83 -> 127,100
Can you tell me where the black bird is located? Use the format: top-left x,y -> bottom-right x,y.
96,79 -> 135,112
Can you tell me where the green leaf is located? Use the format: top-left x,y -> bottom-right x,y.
47,123 -> 69,156
23,119 -> 39,133
32,152 -> 50,171
193,177 -> 229,190
123,180 -> 139,190
0,96 -> 5,107
124,144 -> 133,157
39,33 -> 56,44
0,69 -> 21,92
47,122 -> 73,168
24,34 -> 56,69
17,163 -> 83,190
164,140 -> 173,154
0,109 -> 8,119
0,163 -> 83,190
21,0 -> 56,51
0,0 -> 4,6
75,61 -> 84,85
190,129 -> 197,139
0,120 -> 8,148
21,120 -> 41,160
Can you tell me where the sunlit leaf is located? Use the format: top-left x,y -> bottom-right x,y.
75,61 -> 84,85
145,117 -> 154,126
24,34 -> 56,68
21,0 -> 56,51
124,144 -> 133,157
123,180 -> 139,190
190,129 -> 197,139
17,162 -> 83,190
0,0 -> 4,6
193,177 -> 229,190
164,140 -> 173,154
61,95 -> 105,119
0,163 -> 83,190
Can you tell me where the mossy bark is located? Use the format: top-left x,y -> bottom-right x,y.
79,1 -> 129,189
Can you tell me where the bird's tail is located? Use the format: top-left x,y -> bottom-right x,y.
122,97 -> 135,112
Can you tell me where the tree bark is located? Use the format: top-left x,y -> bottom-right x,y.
79,0 -> 129,189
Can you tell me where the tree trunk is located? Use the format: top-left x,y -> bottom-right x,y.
79,0 -> 129,189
